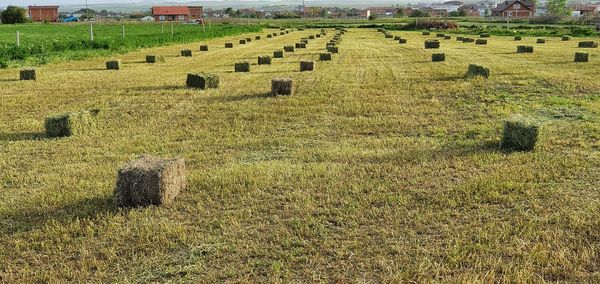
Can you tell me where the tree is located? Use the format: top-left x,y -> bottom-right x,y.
449,10 -> 467,17
396,9 -> 405,17
368,15 -> 377,20
410,10 -> 430,17
484,9 -> 490,17
547,0 -> 570,16
1,6 -> 27,24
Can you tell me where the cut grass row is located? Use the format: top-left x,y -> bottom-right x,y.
0,28 -> 598,282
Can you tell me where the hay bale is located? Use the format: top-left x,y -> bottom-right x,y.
284,45 -> 295,52
300,61 -> 314,72
562,35 -> 571,41
422,31 -> 430,35
258,55 -> 272,65
517,45 -> 534,53
457,36 -> 464,41
316,34 -> 321,38
225,43 -> 234,48
199,45 -> 209,51
536,38 -> 546,44
186,73 -> 219,89
574,52 -> 589,62
146,55 -> 165,63
271,78 -> 294,96
295,42 -> 307,49
394,36 -> 401,40
320,53 -> 332,61
432,53 -> 446,62
280,32 -> 285,35
245,37 -> 252,42
239,39 -> 246,44
273,50 -> 284,58
514,35 -> 522,41
106,60 -> 121,70
385,34 -> 393,39
578,41 -> 598,48
444,35 -> 451,40
301,39 -> 309,44
480,33 -> 490,38
273,32 -> 278,36
424,40 -> 440,49
499,115 -> 539,152
235,61 -> 250,72
267,34 -> 273,38
309,35 -> 315,39
255,36 -> 261,40
113,155 -> 186,207
20,69 -> 36,80
399,39 -> 407,44
45,110 -> 99,138
327,46 -> 339,53
436,33 -> 445,38
475,39 -> 487,45
465,64 -> 490,78
462,38 -> 475,43
181,49 -> 192,57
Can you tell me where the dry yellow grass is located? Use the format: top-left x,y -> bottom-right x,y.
0,28 -> 599,282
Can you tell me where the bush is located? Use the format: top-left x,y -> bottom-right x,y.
1,6 -> 27,24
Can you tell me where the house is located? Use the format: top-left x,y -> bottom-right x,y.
430,1 -> 464,13
362,7 -> 397,17
28,5 -> 59,22
492,0 -> 535,18
458,4 -> 483,16
151,6 -> 203,22
570,4 -> 599,16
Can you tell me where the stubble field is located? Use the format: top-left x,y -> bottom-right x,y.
0,27 -> 599,282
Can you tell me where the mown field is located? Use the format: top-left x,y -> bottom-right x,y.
0,27 -> 599,282
0,22 -> 261,68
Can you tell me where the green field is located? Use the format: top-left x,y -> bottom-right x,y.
0,27 -> 599,282
0,22 -> 261,68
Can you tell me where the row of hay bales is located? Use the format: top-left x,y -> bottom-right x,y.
233,28 -> 344,74
114,28 -> 353,208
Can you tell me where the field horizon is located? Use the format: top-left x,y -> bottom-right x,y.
1,27 -> 599,282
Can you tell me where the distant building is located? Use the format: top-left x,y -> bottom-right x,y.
570,4 -> 599,16
492,0 -> 535,18
430,1 -> 464,13
151,6 -> 203,22
362,7 -> 397,17
28,5 -> 59,22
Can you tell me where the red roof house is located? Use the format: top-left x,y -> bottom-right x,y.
28,5 -> 59,22
151,6 -> 203,21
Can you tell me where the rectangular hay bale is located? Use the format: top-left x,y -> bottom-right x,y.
273,50 -> 284,58
271,78 -> 294,96
319,53 -> 332,61
500,115 -> 539,152
20,69 -> 36,80
432,53 -> 445,62
113,155 -> 186,207
181,49 -> 192,57
575,52 -> 589,62
106,60 -> 121,70
258,55 -> 272,65
235,61 -> 250,72
45,110 -> 99,138
300,61 -> 314,72
186,72 -> 220,89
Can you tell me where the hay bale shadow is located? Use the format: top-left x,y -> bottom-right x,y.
129,85 -> 187,92
1,195 -> 117,236
433,75 -> 464,82
207,92 -> 274,103
0,78 -> 19,82
73,68 -> 105,72
0,131 -> 46,141
123,60 -> 147,64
